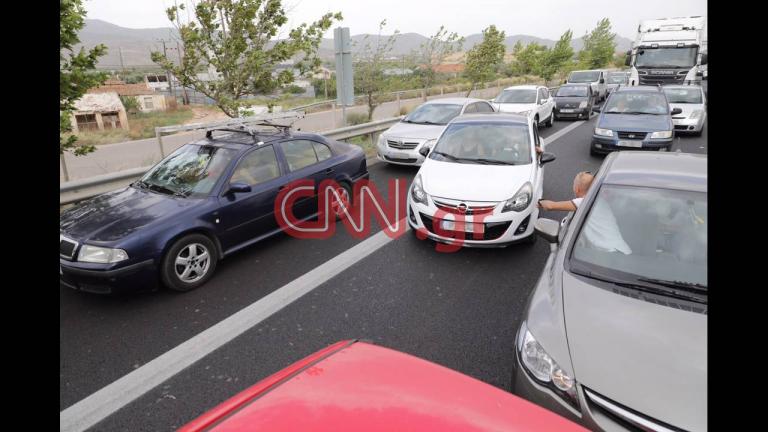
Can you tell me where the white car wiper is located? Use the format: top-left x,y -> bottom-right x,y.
636,277 -> 707,294
464,158 -> 516,165
574,268 -> 706,304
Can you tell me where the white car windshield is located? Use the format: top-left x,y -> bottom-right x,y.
663,88 -> 703,104
569,71 -> 600,83
571,185 -> 707,292
607,73 -> 628,84
430,123 -> 532,165
403,104 -> 463,125
603,92 -> 669,115
496,89 -> 537,104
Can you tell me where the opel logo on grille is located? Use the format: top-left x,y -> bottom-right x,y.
457,203 -> 468,214
628,134 -> 635,138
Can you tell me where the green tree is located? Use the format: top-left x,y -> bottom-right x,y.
539,30 -> 574,81
514,42 -> 547,76
416,26 -> 464,101
60,0 -> 108,156
578,18 -> 617,69
152,0 -> 341,117
354,20 -> 399,121
464,25 -> 506,96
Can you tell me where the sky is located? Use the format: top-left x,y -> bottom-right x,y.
83,0 -> 707,40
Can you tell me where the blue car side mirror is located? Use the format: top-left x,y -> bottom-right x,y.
228,182 -> 252,194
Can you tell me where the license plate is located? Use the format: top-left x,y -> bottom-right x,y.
618,140 -> 642,148
440,219 -> 484,233
389,151 -> 410,158
560,109 -> 575,113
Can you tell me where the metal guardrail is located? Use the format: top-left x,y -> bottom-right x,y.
60,115 -> 403,206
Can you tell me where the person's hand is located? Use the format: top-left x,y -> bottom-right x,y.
535,146 -> 543,155
538,199 -> 555,210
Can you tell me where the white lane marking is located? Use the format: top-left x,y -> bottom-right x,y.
541,119 -> 587,149
59,223 -> 405,432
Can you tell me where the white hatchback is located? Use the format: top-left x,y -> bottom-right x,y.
663,85 -> 707,136
376,98 -> 495,166
407,113 -> 556,247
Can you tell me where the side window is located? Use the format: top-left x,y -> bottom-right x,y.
463,103 -> 478,114
537,89 -> 546,102
230,146 -> 280,186
532,123 -> 541,147
542,88 -> 550,99
313,142 -> 332,161
282,140 -> 319,171
475,102 -> 494,113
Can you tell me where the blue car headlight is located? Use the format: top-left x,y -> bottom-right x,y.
78,245 -> 129,264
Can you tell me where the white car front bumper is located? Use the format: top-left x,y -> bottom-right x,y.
672,115 -> 705,132
406,194 -> 539,247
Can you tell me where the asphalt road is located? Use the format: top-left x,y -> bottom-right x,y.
60,86 -> 505,181
60,115 -> 707,431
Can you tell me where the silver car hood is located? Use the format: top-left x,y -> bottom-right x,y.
382,121 -> 447,140
562,271 -> 707,431
670,103 -> 705,118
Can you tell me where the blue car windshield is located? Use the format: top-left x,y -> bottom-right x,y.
603,92 -> 669,115
138,144 -> 238,198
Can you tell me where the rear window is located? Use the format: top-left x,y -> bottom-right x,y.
569,71 -> 600,83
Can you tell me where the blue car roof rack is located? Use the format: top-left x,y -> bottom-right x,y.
205,111 -> 304,142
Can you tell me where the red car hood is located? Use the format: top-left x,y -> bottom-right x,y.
181,340 -> 587,432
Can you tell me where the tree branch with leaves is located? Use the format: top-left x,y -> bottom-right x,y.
578,18 -> 616,69
151,0 -> 341,117
464,25 -> 505,97
354,20 -> 399,121
60,0 -> 107,156
416,26 -> 463,101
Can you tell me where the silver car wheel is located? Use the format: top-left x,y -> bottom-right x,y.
174,243 -> 211,283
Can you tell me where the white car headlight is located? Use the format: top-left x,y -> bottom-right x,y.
594,127 -> 614,137
689,110 -> 704,119
579,101 -> 588,108
650,130 -> 672,139
377,134 -> 386,147
78,245 -> 129,263
517,322 -> 578,406
410,174 -> 428,205
502,182 -> 532,213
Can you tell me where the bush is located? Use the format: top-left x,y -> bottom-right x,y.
284,85 -> 305,94
399,106 -> 410,116
346,112 -> 369,126
120,96 -> 140,114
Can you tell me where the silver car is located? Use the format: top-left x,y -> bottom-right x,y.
513,151 -> 707,432
375,98 -> 495,166
663,85 -> 707,136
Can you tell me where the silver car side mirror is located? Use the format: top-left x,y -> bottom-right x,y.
534,218 -> 561,243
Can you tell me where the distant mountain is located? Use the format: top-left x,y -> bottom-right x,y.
75,19 -> 633,69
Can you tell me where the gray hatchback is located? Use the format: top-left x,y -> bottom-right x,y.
512,151 -> 706,431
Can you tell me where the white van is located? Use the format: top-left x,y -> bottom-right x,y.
566,70 -> 607,102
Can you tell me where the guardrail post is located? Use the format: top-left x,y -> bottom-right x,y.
60,153 -> 70,182
440,87 -> 444,95
397,92 -> 401,114
332,102 -> 337,128
156,130 -> 166,159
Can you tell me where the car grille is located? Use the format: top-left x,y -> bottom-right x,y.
433,198 -> 496,216
387,139 -> 420,150
419,213 -> 511,241
60,235 -> 78,259
638,75 -> 685,85
583,387 -> 684,432
384,155 -> 417,163
617,131 -> 647,140
674,125 -> 689,130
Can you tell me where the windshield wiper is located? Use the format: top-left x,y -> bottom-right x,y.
574,269 -> 706,304
147,183 -> 186,198
431,151 -> 459,161
133,179 -> 150,190
464,158 -> 516,165
636,277 -> 707,294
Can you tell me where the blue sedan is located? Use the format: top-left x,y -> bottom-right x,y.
60,127 -> 369,294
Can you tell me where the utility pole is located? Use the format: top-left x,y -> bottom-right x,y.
118,47 -> 125,72
157,39 -> 175,99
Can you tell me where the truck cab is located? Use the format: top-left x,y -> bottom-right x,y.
626,16 -> 707,87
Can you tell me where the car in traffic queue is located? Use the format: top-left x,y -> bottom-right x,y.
566,70 -> 607,102
375,98 -> 495,166
407,113 -> 556,247
60,119 -> 368,294
552,84 -> 594,120
605,71 -> 630,94
590,85 -> 681,156
179,340 -> 589,432
490,85 -> 555,128
513,151 -> 707,432
663,84 -> 707,135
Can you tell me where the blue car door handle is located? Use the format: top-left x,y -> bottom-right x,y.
324,168 -> 334,174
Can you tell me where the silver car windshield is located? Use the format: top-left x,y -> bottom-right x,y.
403,104 -> 463,125
431,123 -> 532,165
663,88 -> 703,104
571,185 -> 707,290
